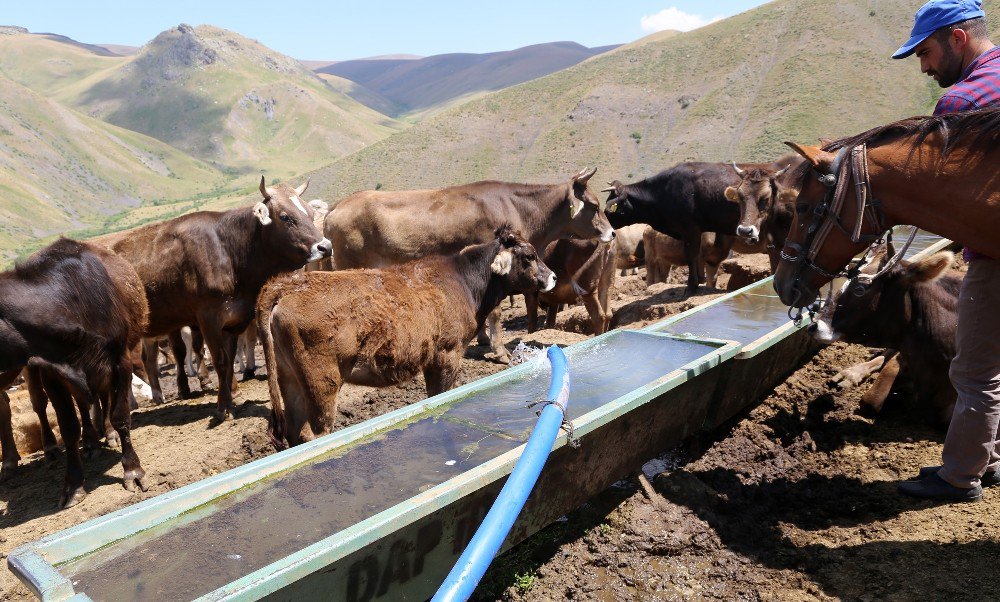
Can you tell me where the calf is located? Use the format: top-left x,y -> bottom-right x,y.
613,224 -> 647,276
525,238 -> 617,334
258,226 -> 555,448
808,249 -> 960,423
643,227 -> 731,287
0,238 -> 148,507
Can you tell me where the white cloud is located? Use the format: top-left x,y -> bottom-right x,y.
640,7 -> 724,33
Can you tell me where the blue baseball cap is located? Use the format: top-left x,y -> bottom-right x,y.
892,0 -> 986,59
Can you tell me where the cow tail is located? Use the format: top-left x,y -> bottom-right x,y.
257,280 -> 289,451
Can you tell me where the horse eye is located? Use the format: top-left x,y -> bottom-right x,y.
796,203 -> 810,214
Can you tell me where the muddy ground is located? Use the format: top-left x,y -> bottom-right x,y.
3,256 -> 996,600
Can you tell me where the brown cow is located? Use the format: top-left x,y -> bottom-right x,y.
524,238 -> 617,334
723,156 -> 805,261
324,169 -> 615,361
258,226 -> 555,448
809,248 -> 959,423
102,177 -> 331,419
643,227 -> 742,287
0,238 -> 149,507
613,224 -> 647,276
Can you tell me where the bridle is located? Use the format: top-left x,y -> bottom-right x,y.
780,143 -> 917,322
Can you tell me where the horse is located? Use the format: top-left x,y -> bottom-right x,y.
774,108 -> 1000,309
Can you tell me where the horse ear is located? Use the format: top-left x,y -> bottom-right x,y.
906,252 -> 953,283
784,142 -> 836,171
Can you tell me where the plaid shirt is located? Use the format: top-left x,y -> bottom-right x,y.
933,45 -> 1000,260
934,46 -> 1000,114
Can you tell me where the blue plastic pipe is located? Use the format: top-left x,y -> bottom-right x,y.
432,345 -> 570,602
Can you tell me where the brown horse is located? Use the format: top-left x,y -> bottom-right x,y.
775,108 -> 1000,308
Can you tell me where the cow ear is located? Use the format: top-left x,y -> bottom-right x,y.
907,252 -> 953,283
784,142 -> 836,171
253,202 -> 273,226
723,186 -> 739,202
491,250 -> 512,276
776,187 -> 799,205
568,197 -> 583,218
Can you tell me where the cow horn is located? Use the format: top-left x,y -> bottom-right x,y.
295,178 -> 310,197
773,166 -> 790,178
600,186 -> 615,193
574,167 -> 597,184
259,175 -> 270,200
731,161 -> 746,177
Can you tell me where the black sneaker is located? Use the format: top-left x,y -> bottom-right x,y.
918,465 -> 1000,488
898,473 -> 982,502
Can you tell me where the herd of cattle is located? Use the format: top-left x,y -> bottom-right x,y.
0,154 -> 960,509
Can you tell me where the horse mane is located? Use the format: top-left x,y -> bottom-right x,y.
823,107 -> 1000,160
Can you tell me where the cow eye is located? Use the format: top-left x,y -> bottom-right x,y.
279,213 -> 295,224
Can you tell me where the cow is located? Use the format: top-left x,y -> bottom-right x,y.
524,238 -> 616,334
324,168 -> 615,362
603,157 -> 801,295
258,226 -> 555,448
723,158 -> 803,247
642,227 -> 732,287
101,177 -> 331,419
0,238 -> 148,507
808,248 -> 960,423
613,224 -> 647,276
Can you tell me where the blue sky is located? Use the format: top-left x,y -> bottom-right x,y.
5,1 -> 769,60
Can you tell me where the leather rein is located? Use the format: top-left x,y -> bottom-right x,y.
780,143 -> 918,321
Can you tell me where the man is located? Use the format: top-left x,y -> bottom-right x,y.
892,0 -> 1000,502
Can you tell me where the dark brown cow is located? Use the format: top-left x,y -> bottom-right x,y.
723,157 -> 805,249
0,238 -> 148,507
524,238 -> 616,334
258,226 -> 555,448
102,177 -> 331,419
808,249 -> 960,423
324,169 -> 615,361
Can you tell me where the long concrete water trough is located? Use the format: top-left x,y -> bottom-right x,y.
8,231 -> 951,602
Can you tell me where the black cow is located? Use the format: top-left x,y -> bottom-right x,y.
603,158 -> 799,294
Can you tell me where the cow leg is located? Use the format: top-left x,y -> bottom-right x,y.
424,351 -> 462,397
831,350 -> 896,389
238,323 -> 259,380
75,389 -> 103,456
525,291 -> 540,333
582,295 -> 606,335
110,358 -> 147,493
705,262 -> 721,288
486,308 -> 510,364
683,237 -> 701,295
598,275 -> 614,334
169,330 -> 194,399
128,343 -> 148,410
860,354 -> 902,415
0,370 -> 20,481
39,370 -> 86,509
199,317 -> 237,419
101,390 -> 120,449
192,329 -> 213,391
142,337 -> 166,405
545,304 -> 559,330
25,366 -> 59,459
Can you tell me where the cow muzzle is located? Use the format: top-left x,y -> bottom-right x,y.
599,229 -> 616,243
736,225 -> 759,244
542,272 -> 557,292
807,319 -> 840,344
309,238 -> 333,262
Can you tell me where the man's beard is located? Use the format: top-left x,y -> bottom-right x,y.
934,42 -> 964,88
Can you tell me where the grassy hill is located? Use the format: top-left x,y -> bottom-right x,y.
0,27 -> 127,97
320,41 -> 618,118
302,0 -> 998,202
59,24 -> 406,176
0,73 -> 227,262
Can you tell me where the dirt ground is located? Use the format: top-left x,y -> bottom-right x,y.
4,254 -> 995,600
